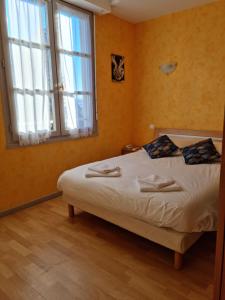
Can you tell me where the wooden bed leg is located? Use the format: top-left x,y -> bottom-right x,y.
174,252 -> 183,270
68,204 -> 75,218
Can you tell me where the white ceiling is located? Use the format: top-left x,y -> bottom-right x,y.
110,0 -> 216,23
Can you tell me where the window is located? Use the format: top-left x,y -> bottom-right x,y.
0,0 -> 96,146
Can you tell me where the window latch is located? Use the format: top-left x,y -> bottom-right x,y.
58,83 -> 64,92
1,59 -> 5,69
54,83 -> 64,92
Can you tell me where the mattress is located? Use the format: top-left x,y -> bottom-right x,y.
57,149 -> 220,233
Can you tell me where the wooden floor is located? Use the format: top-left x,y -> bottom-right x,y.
0,198 -> 215,300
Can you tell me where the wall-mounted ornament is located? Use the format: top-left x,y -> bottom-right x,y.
111,54 -> 125,82
159,62 -> 177,75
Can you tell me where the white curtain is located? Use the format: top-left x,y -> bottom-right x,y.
6,0 -> 53,145
56,4 -> 94,137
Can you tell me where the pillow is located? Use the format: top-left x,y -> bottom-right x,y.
170,137 -> 222,154
182,138 -> 221,165
143,135 -> 179,159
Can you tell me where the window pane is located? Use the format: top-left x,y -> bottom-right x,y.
63,94 -> 93,131
31,48 -> 53,91
10,43 -> 33,90
5,0 -> 49,44
9,43 -> 22,88
56,5 -> 91,54
60,53 -> 92,92
15,92 -> 55,132
63,95 -> 77,130
9,42 -> 53,91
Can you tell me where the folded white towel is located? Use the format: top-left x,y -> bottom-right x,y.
137,175 -> 182,192
138,175 -> 175,189
85,170 -> 121,178
88,162 -> 120,174
139,182 -> 182,192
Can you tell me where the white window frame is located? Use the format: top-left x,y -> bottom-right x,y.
0,0 -> 97,147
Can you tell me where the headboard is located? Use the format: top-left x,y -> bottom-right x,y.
154,128 -> 223,152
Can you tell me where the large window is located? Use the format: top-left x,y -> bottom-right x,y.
0,0 -> 96,146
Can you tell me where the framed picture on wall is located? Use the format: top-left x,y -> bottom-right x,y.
111,54 -> 125,82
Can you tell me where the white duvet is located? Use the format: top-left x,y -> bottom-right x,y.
57,149 -> 220,233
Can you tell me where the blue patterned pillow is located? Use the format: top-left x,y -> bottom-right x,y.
143,135 -> 179,159
182,138 -> 221,165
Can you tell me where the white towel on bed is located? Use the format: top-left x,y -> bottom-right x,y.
137,175 -> 182,192
138,175 -> 175,189
88,162 -> 120,174
85,170 -> 121,178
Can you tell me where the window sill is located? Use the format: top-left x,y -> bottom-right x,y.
6,129 -> 99,149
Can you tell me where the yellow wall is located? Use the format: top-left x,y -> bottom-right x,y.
0,14 -> 135,211
133,1 -> 225,145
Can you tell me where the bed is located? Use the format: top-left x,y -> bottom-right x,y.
57,128 -> 222,269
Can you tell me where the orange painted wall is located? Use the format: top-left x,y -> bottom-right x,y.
0,14 -> 135,211
133,1 -> 225,145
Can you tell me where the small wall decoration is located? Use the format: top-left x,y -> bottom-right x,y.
111,54 -> 125,82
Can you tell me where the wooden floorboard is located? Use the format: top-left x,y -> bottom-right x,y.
0,198 -> 215,300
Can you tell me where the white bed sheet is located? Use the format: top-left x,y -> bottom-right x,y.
57,150 -> 220,233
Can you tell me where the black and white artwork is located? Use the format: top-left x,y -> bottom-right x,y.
111,54 -> 125,82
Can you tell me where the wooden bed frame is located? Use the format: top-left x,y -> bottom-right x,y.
64,128 -> 222,270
